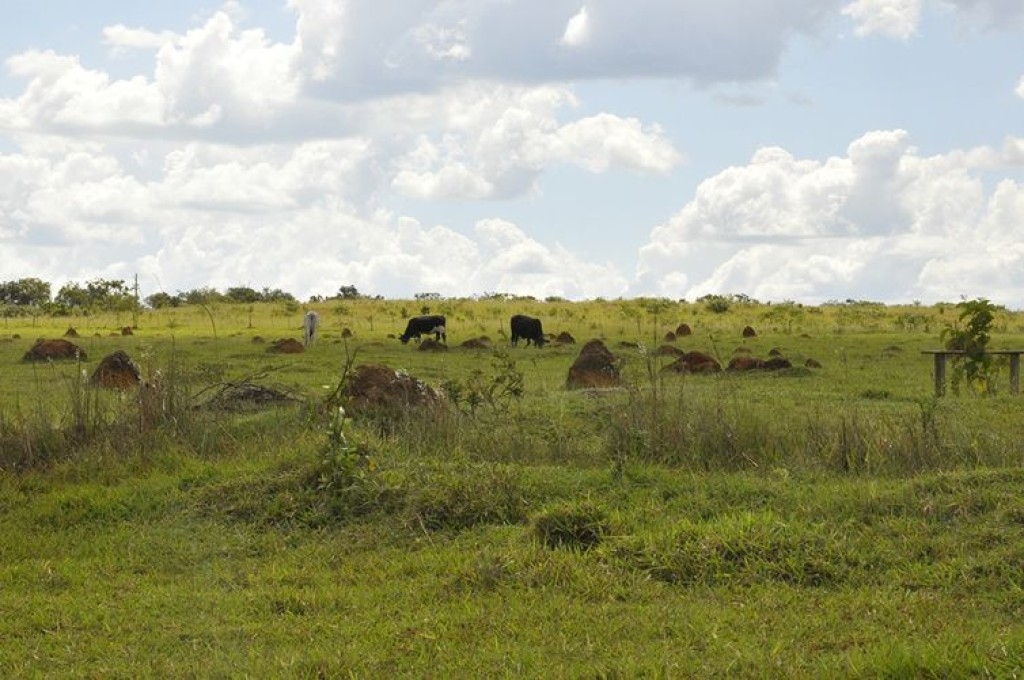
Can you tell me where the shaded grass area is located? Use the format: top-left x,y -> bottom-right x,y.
4,434 -> 1024,677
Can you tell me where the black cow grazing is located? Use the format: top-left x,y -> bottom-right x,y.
510,314 -> 545,347
400,314 -> 447,344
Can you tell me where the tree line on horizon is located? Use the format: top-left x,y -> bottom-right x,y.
0,278 -> 573,316
0,277 -> 378,317
1,276 -> 973,319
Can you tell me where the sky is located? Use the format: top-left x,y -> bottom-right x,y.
1,0 -> 1023,306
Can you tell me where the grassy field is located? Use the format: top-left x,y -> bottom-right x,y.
3,297 -> 1024,677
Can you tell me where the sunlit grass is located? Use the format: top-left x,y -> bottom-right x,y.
3,298 -> 1024,676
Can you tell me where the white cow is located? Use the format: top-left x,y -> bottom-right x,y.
303,311 -> 320,347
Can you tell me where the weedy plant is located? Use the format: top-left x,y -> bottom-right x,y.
941,297 -> 999,395
315,406 -> 373,497
441,349 -> 524,416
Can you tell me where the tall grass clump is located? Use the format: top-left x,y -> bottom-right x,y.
0,409 -> 68,471
611,511 -> 856,587
606,359 -> 786,473
604,351 -> 1024,477
531,498 -> 616,550
0,358 -> 120,471
0,348 -> 265,472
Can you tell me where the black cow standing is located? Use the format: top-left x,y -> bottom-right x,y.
399,314 -> 447,344
510,314 -> 545,347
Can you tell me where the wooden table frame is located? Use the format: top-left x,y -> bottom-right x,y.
921,350 -> 1022,397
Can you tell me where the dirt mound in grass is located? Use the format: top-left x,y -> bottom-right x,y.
342,363 -> 443,414
566,339 -> 621,389
675,323 -> 692,337
418,338 -> 448,352
202,381 -> 299,411
554,331 -> 576,344
461,337 -> 490,349
661,350 -> 721,374
22,339 -> 87,362
727,356 -> 795,371
267,338 -> 305,354
90,351 -> 142,389
653,344 -> 685,358
727,356 -> 764,371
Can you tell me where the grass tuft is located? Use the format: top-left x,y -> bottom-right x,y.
531,498 -> 615,550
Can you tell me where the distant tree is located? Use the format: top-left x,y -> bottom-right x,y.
54,282 -> 91,310
699,294 -> 731,314
179,287 -> 223,305
225,286 -> 262,303
92,279 -> 137,312
54,278 -> 137,313
336,285 -> 361,299
0,277 -> 51,306
145,292 -> 180,309
260,287 -> 296,303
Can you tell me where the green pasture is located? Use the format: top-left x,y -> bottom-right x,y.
3,298 -> 1024,677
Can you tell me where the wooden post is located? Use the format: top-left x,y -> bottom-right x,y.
933,352 -> 946,398
1010,353 -> 1020,395
924,350 -> 1024,397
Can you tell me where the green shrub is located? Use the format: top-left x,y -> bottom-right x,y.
941,297 -> 999,394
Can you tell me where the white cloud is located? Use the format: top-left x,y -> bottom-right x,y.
471,219 -> 628,298
942,0 -> 1024,29
388,85 -> 680,200
2,11 -> 301,135
1,51 -> 164,130
0,6 -> 680,302
842,0 -> 1024,39
288,0 -> 347,82
0,128 -> 632,300
561,7 -> 591,47
413,21 -> 471,62
153,11 -> 300,124
684,242 -> 874,302
3,2 -> 1024,306
842,0 -> 923,39
103,24 -> 178,51
392,159 -> 496,200
278,0 -> 835,95
555,114 -> 681,173
636,130 -> 1024,304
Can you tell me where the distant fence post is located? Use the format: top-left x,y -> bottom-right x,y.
923,349 -> 1022,397
933,352 -> 946,397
